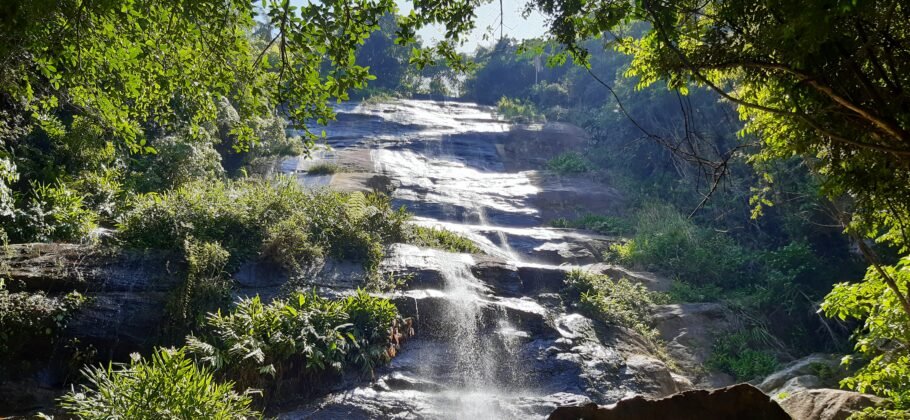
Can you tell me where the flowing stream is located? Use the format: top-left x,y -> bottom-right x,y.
279,100 -> 670,419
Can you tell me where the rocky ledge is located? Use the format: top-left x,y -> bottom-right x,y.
547,384 -> 790,420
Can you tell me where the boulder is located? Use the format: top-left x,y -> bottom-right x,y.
548,384 -> 791,420
582,263 -> 671,292
516,263 -> 568,293
532,241 -> 598,265
470,255 -> 522,295
758,353 -> 846,396
652,303 -> 738,387
779,389 -> 885,420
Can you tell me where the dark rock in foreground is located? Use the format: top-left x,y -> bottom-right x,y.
547,384 -> 790,420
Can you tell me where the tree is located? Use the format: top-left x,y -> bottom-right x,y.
356,13 -> 412,91
509,0 -> 910,405
0,0 -> 482,240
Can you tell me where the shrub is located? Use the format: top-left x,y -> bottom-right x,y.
306,163 -> 342,175
496,96 -> 544,123
847,407 -> 910,420
186,290 -> 400,395
14,181 -> 98,243
823,255 -> 910,409
260,213 -> 323,275
550,214 -> 631,235
408,226 -> 480,253
608,203 -> 745,285
668,280 -> 725,303
59,347 -> 258,419
564,270 -> 669,341
707,329 -> 780,381
0,288 -> 86,374
546,152 -> 592,174
127,130 -> 225,192
117,177 -> 307,266
119,179 -> 412,330
167,239 -> 233,330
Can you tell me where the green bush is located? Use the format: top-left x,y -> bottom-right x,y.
847,407 -> 910,420
668,280 -> 725,303
608,203 -> 745,285
408,226 -> 480,253
306,163 -> 342,175
59,347 -> 258,419
546,152 -> 592,174
0,288 -> 86,374
127,130 -> 225,193
260,213 -> 323,275
167,239 -> 233,330
707,329 -> 780,380
550,214 -> 631,235
119,178 -> 412,329
186,290 -> 399,394
117,177 -> 306,266
564,270 -> 669,341
15,181 -> 98,243
496,96 -> 544,123
823,255 -> 910,409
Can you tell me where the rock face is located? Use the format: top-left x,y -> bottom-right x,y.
779,389 -> 884,420
2,243 -> 184,355
547,384 -> 791,420
652,303 -> 738,387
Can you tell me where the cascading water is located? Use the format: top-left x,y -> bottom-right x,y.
281,99 -> 661,419
422,256 -> 527,418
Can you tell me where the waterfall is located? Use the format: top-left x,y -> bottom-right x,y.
281,99 -> 630,419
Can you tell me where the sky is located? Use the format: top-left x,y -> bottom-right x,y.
289,0 -> 548,54
397,0 -> 548,53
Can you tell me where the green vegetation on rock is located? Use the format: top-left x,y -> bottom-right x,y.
59,347 -> 259,419
707,329 -> 780,381
550,214 -> 631,236
496,97 -> 544,124
408,226 -> 480,254
0,287 -> 86,375
564,270 -> 669,343
186,290 -> 400,397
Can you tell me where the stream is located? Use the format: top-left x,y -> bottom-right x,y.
278,100 -> 681,419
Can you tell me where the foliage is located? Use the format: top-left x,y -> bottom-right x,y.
260,213 -> 324,276
408,226 -> 480,254
9,181 -> 98,243
847,407 -> 910,420
707,329 -> 780,381
0,288 -> 85,373
119,178 -> 411,329
117,178 -> 305,266
186,290 -> 399,394
546,152 -> 593,174
496,96 -> 544,124
355,14 -> 413,92
550,214 -> 631,235
127,130 -> 225,193
306,163 -> 343,175
564,270 -> 669,341
823,256 -> 910,409
609,203 -> 745,285
667,280 -> 725,303
59,347 -> 258,419
168,239 -> 233,331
